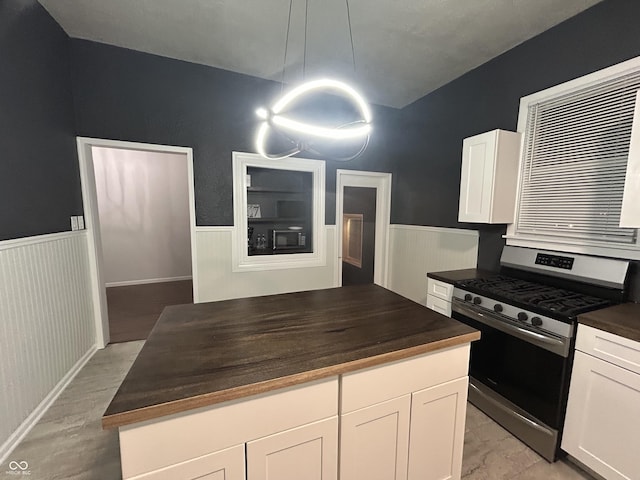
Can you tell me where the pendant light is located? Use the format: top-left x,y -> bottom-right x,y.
255,0 -> 372,161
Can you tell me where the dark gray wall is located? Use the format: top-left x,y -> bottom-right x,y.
70,40 -> 401,226
392,0 -> 640,299
0,0 -> 81,240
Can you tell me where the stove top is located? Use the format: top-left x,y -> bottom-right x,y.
455,275 -> 612,320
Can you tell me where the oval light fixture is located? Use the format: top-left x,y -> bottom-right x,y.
255,78 -> 372,160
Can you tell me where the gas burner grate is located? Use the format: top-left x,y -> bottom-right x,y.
457,275 -> 612,317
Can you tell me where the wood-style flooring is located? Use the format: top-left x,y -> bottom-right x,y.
107,280 -> 193,343
6,340 -> 597,480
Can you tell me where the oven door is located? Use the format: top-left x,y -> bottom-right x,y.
452,298 -> 573,461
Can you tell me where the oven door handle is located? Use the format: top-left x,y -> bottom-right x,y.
452,299 -> 570,357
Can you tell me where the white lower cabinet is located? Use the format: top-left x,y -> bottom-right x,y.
118,348 -> 471,480
247,416 -> 338,480
131,444 -> 245,480
408,377 -> 468,480
340,345 -> 470,480
340,395 -> 411,480
562,325 -> 640,480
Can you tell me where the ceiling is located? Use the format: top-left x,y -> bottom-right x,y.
39,0 -> 602,108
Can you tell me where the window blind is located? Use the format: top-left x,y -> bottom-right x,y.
516,72 -> 640,245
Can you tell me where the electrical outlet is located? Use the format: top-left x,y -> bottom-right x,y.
77,215 -> 85,230
70,216 -> 79,231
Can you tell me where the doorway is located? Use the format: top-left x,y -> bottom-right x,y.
342,187 -> 376,285
77,138 -> 197,348
336,170 -> 392,288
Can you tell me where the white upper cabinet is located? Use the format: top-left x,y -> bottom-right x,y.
620,91 -> 640,227
458,129 -> 522,224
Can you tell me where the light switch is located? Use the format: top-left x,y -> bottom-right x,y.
77,216 -> 85,229
70,216 -> 79,231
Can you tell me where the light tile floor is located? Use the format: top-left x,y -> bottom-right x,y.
3,341 -> 595,480
463,404 -> 594,480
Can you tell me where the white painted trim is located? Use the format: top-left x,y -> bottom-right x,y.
0,230 -> 86,251
0,345 -> 97,465
76,137 -> 197,348
336,170 -> 392,288
231,152 -> 327,272
106,276 -> 193,288
194,226 -> 235,233
389,224 -> 479,237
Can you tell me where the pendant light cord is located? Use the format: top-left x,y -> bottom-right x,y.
303,0 -> 309,81
281,0 -> 294,94
345,0 -> 356,73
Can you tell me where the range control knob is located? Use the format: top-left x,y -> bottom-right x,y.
473,297 -> 482,305
464,294 -> 473,302
517,312 -> 528,322
494,304 -> 503,313
531,316 -> 543,327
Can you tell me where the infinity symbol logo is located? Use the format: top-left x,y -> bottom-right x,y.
8,460 -> 28,471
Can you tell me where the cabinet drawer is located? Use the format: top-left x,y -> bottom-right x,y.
427,278 -> 453,302
128,444 -> 245,480
120,377 -> 338,478
341,345 -> 470,413
426,294 -> 451,317
576,324 -> 640,375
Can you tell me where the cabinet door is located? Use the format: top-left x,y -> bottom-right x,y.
247,416 -> 338,480
458,131 -> 497,223
340,395 -> 411,480
131,444 -> 244,480
408,377 -> 468,480
562,351 -> 640,480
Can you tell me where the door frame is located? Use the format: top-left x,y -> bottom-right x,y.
336,170 -> 392,287
76,137 -> 197,348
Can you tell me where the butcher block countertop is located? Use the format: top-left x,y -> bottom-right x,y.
103,284 -> 480,429
578,302 -> 640,343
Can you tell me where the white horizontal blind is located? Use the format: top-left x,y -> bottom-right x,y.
516,72 -> 640,245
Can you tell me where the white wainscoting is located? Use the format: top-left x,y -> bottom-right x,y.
194,226 -> 337,303
0,231 -> 96,464
387,225 -> 479,305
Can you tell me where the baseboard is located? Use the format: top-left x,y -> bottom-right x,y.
0,344 -> 98,465
105,275 -> 193,288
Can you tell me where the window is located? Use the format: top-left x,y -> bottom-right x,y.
507,57 -> 640,259
232,152 -> 326,271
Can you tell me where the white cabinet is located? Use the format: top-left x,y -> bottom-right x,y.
408,378 -> 468,480
131,444 -> 245,480
458,129 -> 521,224
562,324 -> 640,480
247,417 -> 338,480
426,278 -> 453,317
340,395 -> 411,480
620,90 -> 640,227
340,345 -> 470,480
118,348 -> 472,480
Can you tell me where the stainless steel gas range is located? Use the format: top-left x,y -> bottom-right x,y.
450,246 -> 629,462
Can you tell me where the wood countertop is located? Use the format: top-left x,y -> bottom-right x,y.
427,268 -> 496,284
103,284 -> 480,429
578,302 -> 640,343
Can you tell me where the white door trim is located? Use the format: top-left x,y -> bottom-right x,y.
76,137 -> 197,348
336,170 -> 392,287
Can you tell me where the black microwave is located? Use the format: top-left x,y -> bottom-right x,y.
270,229 -> 306,250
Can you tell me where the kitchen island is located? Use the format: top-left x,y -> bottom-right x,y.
104,284 -> 480,480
